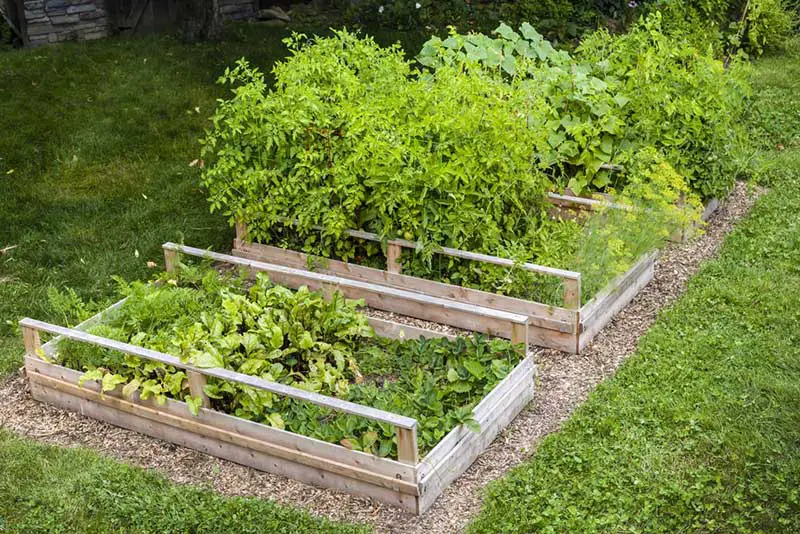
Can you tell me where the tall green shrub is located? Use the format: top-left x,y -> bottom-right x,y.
202,30 -> 553,261
578,13 -> 752,198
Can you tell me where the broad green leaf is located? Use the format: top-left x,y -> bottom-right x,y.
267,412 -> 285,430
101,373 -> 126,392
122,378 -> 141,399
463,360 -> 485,379
78,368 -> 103,387
446,368 -> 460,382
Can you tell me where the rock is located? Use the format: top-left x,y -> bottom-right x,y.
258,6 -> 290,22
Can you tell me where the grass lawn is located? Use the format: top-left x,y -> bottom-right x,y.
0,23 -> 424,534
1,22 -> 799,533
0,430 -> 368,533
468,46 -> 800,533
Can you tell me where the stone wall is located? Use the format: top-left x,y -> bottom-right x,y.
25,0 -> 109,47
22,0 -> 259,46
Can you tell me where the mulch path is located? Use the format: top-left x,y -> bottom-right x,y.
0,181 -> 762,533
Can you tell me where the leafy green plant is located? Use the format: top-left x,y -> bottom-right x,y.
55,264 -> 523,456
417,23 -> 629,193
578,12 -> 752,199
202,30 -> 553,260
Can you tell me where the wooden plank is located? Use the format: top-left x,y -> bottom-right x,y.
27,376 -> 419,512
27,370 -> 420,497
546,192 -> 633,213
396,426 -> 419,465
171,243 -> 528,325
22,325 -> 41,357
418,355 -> 534,477
367,317 -> 456,341
164,244 -> 530,342
580,251 -> 657,321
241,221 -> 581,282
417,363 -> 535,513
526,324 -> 577,353
187,371 -> 210,409
579,254 -> 656,351
233,242 -> 577,331
40,297 -> 129,357
20,318 -> 418,431
386,243 -> 402,274
26,356 -> 417,483
511,322 -> 527,348
563,278 -> 581,309
164,248 -> 179,273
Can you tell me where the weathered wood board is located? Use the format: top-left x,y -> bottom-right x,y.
232,228 -> 658,354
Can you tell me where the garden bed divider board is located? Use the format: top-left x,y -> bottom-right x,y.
20,316 -> 535,515
546,192 -> 721,243
164,243 -> 531,347
232,225 -> 656,354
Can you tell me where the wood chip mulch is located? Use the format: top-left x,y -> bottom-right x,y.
0,181 -> 762,533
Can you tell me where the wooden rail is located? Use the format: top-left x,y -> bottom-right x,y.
19,318 -> 420,462
236,221 -> 583,309
163,242 -> 530,346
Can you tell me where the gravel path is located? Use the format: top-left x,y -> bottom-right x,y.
0,182 -> 762,533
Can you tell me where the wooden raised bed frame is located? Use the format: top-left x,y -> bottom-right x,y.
20,244 -> 534,515
233,219 -> 658,354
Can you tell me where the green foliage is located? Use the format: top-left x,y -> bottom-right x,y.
578,12 -> 752,199
730,0 -> 797,54
202,30 -> 552,261
55,264 -> 522,456
570,149 -> 701,297
418,23 -> 629,193
468,51 -> 800,534
651,0 -> 797,55
203,25 -> 707,306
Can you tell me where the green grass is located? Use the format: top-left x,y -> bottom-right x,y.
2,22 -> 800,534
0,25 -> 427,377
0,429 -> 368,533
468,46 -> 800,533
0,23 -> 427,533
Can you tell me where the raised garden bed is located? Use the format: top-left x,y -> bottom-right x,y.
20,243 -> 534,514
233,222 -> 658,354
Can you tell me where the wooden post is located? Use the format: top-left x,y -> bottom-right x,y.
187,371 -> 211,409
563,277 -> 581,310
396,425 -> 419,465
164,249 -> 179,273
321,282 -> 335,301
386,243 -> 403,274
22,325 -> 41,358
235,220 -> 248,246
511,322 -> 527,352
